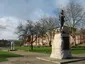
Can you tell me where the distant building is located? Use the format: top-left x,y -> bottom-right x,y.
24,28 -> 85,46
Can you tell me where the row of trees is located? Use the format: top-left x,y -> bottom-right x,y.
0,40 -> 10,47
16,16 -> 58,50
16,2 -> 85,50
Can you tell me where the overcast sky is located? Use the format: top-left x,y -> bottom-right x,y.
0,0 -> 84,40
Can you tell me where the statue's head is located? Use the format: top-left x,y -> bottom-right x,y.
61,9 -> 64,14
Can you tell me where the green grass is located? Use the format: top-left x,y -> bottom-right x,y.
71,46 -> 85,54
16,46 -> 85,54
71,49 -> 85,54
0,51 -> 23,62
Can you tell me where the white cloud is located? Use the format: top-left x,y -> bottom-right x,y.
0,31 -> 18,40
0,11 -> 49,40
56,0 -> 70,8
0,17 -> 22,40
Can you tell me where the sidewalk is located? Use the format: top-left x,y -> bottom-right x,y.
0,50 -> 56,64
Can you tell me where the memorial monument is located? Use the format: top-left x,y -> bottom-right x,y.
10,41 -> 16,51
50,10 -> 72,59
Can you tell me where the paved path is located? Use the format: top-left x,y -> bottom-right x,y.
0,50 -> 56,64
0,50 -> 85,64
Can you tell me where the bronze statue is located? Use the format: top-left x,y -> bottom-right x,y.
59,10 -> 65,30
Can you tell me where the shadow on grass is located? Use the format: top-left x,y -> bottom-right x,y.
0,51 -> 23,62
29,46 -> 51,54
0,58 -> 8,62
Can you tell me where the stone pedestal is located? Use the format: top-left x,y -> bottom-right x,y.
50,32 -> 72,59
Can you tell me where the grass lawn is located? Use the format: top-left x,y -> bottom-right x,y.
0,51 -> 23,62
30,46 -> 51,54
71,46 -> 85,54
16,46 -> 85,54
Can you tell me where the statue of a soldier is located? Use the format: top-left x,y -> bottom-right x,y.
59,9 -> 65,31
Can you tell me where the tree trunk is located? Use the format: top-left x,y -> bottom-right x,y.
30,35 -> 37,50
30,35 -> 34,50
30,43 -> 33,50
49,40 -> 52,47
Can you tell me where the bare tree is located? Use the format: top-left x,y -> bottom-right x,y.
39,16 -> 58,46
64,2 -> 85,28
16,20 -> 37,50
64,2 -> 85,46
16,23 -> 25,40
34,22 -> 46,45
